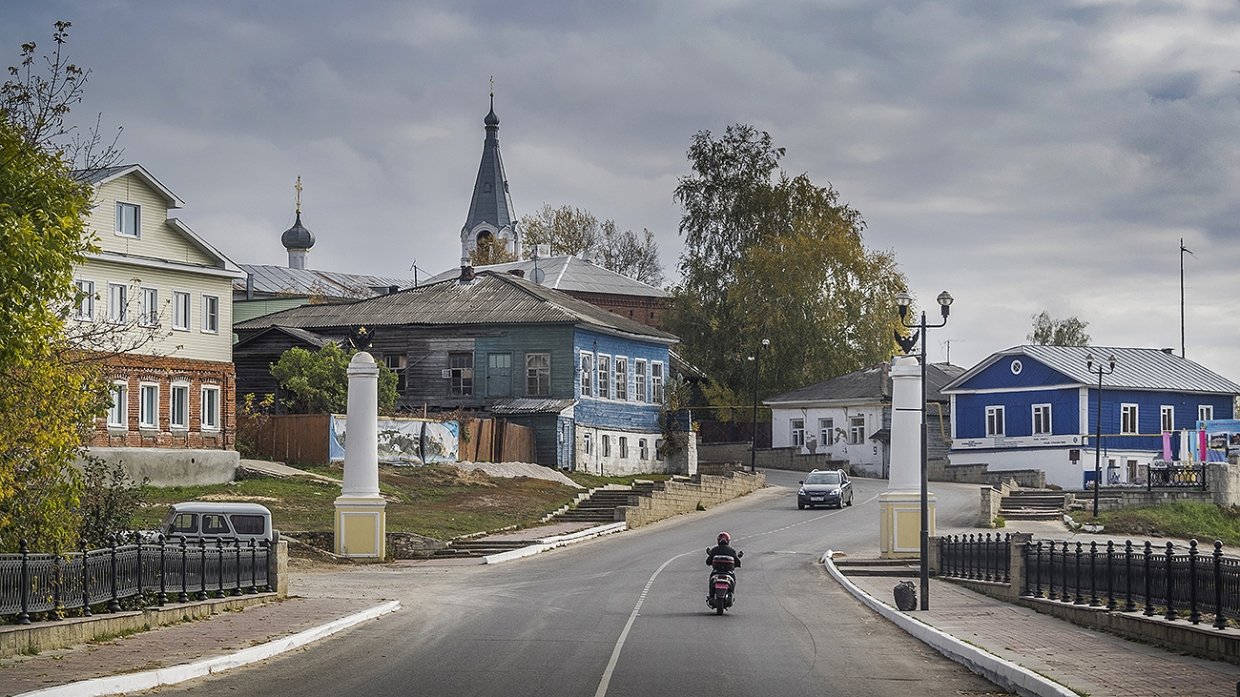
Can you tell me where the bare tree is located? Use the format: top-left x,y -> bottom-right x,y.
1028,311 -> 1091,346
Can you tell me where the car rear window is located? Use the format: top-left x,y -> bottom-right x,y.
805,472 -> 841,485
230,514 -> 266,535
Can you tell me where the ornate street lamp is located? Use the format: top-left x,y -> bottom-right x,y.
750,338 -> 771,473
1085,353 -> 1117,518
895,289 -> 952,611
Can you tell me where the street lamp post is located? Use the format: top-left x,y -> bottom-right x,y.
1086,353 -> 1116,518
895,290 -> 952,611
750,338 -> 770,473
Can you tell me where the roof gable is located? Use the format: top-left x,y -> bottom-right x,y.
766,362 -> 965,405
423,256 -> 667,298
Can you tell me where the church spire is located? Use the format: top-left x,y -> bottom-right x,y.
281,175 -> 315,270
461,83 -> 519,264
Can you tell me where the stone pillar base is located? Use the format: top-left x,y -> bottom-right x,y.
879,491 -> 936,559
334,496 -> 387,559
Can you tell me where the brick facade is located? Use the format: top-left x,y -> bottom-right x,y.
566,291 -> 667,330
89,354 -> 236,450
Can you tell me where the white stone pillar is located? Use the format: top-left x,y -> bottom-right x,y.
334,352 -> 386,558
880,355 -> 936,558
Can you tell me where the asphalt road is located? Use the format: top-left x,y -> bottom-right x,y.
149,473 -> 1008,697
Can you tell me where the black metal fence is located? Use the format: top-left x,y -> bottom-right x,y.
1146,463 -> 1207,490
939,534 -> 1240,629
0,536 -> 272,625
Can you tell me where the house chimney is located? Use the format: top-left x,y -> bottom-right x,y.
388,285 -> 399,295
1162,348 -> 1175,355
459,265 -> 476,283
246,272 -> 254,300
508,269 -> 526,278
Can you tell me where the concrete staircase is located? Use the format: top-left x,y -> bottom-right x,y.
999,490 -> 1068,521
430,538 -> 538,559
834,558 -> 919,578
550,488 -> 638,524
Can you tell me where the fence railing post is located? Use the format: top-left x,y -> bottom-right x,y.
134,532 -> 144,602
1188,539 -> 1201,625
178,537 -> 189,603
17,539 -> 31,625
1106,541 -> 1116,610
1074,542 -> 1085,604
248,539 -> 258,594
1034,541 -> 1044,598
1123,540 -> 1136,612
1003,533 -> 1011,584
1164,541 -> 1177,621
81,540 -> 92,617
1089,541 -> 1100,606
197,538 -> 208,602
234,540 -> 243,596
158,535 -> 168,606
263,540 -> 273,592
52,553 -> 64,621
1061,541 -> 1071,603
107,535 -> 121,613
1214,540 -> 1227,630
1143,541 -> 1155,616
216,538 -> 227,599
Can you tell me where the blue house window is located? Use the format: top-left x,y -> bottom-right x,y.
580,353 -> 593,397
1199,405 -> 1214,422
1032,404 -> 1052,436
615,357 -> 628,401
1161,405 -> 1174,432
597,356 -> 610,399
986,406 -> 1005,437
635,360 -> 648,402
526,353 -> 550,396
1121,404 -> 1138,435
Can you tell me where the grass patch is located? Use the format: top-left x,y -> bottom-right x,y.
139,464 -> 583,541
1088,502 -> 1240,545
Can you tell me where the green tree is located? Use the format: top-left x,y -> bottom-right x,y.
271,344 -> 398,415
470,234 -> 518,266
668,124 -> 907,402
76,456 -> 148,548
519,203 -> 665,286
1028,311 -> 1091,346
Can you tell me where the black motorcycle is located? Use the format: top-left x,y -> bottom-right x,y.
706,549 -> 742,615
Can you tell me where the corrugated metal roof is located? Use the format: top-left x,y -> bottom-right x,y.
765,362 -> 966,405
943,345 -> 1240,395
421,256 -> 667,298
234,271 -> 679,342
489,398 -> 575,415
233,325 -> 338,351
235,264 -> 413,299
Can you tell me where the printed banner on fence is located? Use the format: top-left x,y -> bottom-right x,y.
1198,419 -> 1240,463
330,415 -> 460,465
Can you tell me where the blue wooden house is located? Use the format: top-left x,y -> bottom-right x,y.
941,346 -> 1240,489
233,269 -> 679,473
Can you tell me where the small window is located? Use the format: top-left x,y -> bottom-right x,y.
580,353 -> 593,397
582,433 -> 592,455
791,419 -> 805,447
170,383 -> 189,429
614,357 -> 628,401
383,354 -> 407,392
448,352 -> 474,396
73,279 -> 95,320
635,360 -> 648,402
651,362 -> 665,403
1121,403 -> 1139,435
1032,404 -> 1052,436
201,385 -> 220,430
597,355 -> 610,399
169,513 -> 198,534
655,438 -> 664,461
107,382 -> 128,428
849,416 -> 866,445
140,287 -> 159,327
526,352 -> 550,396
602,434 -> 611,457
201,514 -> 230,535
108,283 -> 128,323
986,406 -> 1005,437
229,514 -> 266,535
116,202 -> 140,237
173,291 -> 190,331
639,438 -> 649,459
619,436 -> 628,458
1160,405 -> 1174,433
819,418 -> 835,446
1199,405 -> 1215,423
139,383 -> 159,428
201,295 -> 219,333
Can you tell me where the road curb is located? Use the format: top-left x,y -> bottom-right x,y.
821,552 -> 1076,697
17,600 -> 401,697
484,522 -> 627,564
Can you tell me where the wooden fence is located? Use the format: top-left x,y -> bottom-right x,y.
238,414 -> 534,466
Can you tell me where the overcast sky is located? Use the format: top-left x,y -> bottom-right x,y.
7,1 -> 1240,379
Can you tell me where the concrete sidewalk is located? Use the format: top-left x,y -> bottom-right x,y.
827,557 -> 1240,697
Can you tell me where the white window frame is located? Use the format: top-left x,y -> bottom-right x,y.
73,279 -> 94,320
116,202 -> 140,237
1160,405 -> 1174,433
639,438 -> 649,460
1199,404 -> 1215,423
1031,403 -> 1052,436
985,406 -> 1005,437
170,382 -> 190,430
201,385 -> 221,431
140,287 -> 159,327
819,418 -> 835,446
651,361 -> 664,403
614,357 -> 628,401
634,359 -> 648,402
619,436 -> 628,459
108,283 -> 128,323
597,355 -> 610,399
107,381 -> 128,429
525,352 -> 550,396
1121,403 -> 1139,435
582,433 -> 592,455
791,419 -> 805,447
139,383 -> 159,429
173,291 -> 190,331
201,295 -> 219,334
849,416 -> 866,445
580,353 -> 593,397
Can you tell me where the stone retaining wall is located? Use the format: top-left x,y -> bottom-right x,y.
285,531 -> 446,560
618,471 -> 766,528
698,442 -> 847,473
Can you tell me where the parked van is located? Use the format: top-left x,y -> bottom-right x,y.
157,502 -> 275,544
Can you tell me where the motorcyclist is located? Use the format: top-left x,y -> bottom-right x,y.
706,531 -> 742,600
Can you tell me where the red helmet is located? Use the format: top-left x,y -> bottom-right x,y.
717,532 -> 731,545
